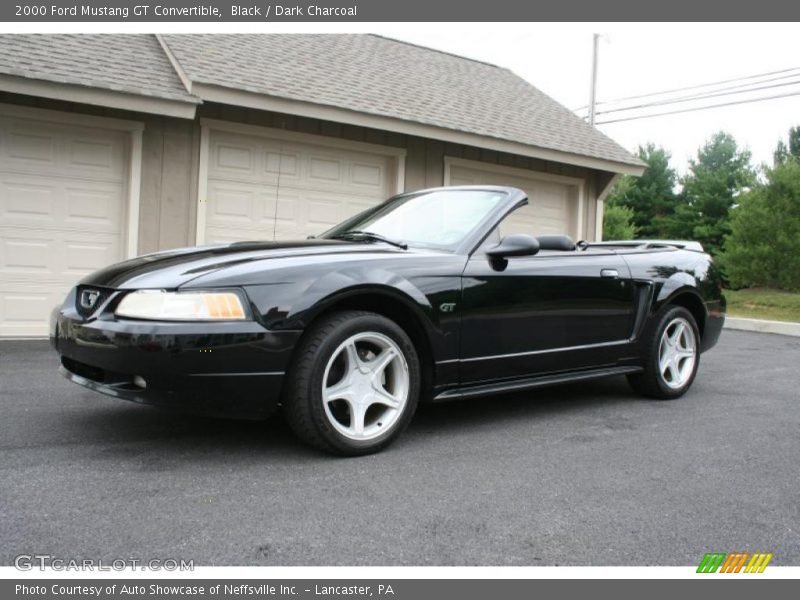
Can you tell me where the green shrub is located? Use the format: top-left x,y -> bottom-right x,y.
602,202 -> 638,240
720,161 -> 800,291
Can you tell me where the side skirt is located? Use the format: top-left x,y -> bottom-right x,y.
432,365 -> 644,402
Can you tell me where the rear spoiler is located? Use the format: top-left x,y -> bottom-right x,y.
590,239 -> 705,252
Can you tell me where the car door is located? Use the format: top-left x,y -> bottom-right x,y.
459,245 -> 637,384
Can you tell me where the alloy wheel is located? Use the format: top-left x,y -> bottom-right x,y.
658,317 -> 697,389
321,332 -> 410,441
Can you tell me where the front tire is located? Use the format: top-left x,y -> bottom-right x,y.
283,310 -> 420,456
627,306 -> 700,400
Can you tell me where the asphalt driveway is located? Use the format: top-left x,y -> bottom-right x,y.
1,330 -> 798,566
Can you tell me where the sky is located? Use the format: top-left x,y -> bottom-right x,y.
373,23 -> 800,175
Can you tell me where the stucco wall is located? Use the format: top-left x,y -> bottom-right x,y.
1,93 -> 609,254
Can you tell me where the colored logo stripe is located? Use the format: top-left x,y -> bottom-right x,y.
720,553 -> 749,573
697,552 -> 773,573
697,553 -> 726,573
744,553 -> 773,573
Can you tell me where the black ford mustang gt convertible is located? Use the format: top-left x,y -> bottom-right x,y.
51,186 -> 725,455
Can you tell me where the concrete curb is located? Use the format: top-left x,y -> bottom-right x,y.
724,316 -> 800,337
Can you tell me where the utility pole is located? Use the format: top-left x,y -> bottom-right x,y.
588,33 -> 600,126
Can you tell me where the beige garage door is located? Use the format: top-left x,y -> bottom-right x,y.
446,159 -> 583,239
0,111 -> 129,337
204,128 -> 400,244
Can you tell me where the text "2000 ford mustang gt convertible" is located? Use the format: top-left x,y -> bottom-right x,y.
51,186 -> 725,455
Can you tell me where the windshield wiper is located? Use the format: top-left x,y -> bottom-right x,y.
330,230 -> 408,250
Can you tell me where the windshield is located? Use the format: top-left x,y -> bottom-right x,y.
321,189 -> 507,250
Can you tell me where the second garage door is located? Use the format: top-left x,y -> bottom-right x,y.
445,158 -> 584,239
203,128 -> 402,244
0,109 -> 130,337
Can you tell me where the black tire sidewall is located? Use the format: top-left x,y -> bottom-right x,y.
301,313 -> 420,455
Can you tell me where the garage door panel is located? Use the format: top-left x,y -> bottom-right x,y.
448,162 -> 579,238
0,180 -> 56,222
308,156 -> 342,182
0,236 -> 52,273
65,186 -> 123,225
206,129 -> 397,242
0,280 -> 68,337
351,162 -> 383,187
0,112 -> 128,337
63,236 -> 119,275
0,227 -> 120,281
1,117 -> 127,182
5,130 -> 55,164
305,196 -> 341,232
69,139 -> 117,170
216,143 -> 256,173
207,182 -> 260,222
205,225 -> 268,245
1,176 -> 124,233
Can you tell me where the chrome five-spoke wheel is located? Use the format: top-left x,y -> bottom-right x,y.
283,310 -> 420,455
658,317 -> 697,389
626,305 -> 701,400
322,332 -> 410,441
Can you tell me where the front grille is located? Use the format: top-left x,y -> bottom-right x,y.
75,285 -> 112,318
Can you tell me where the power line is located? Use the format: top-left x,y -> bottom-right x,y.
595,89 -> 800,125
593,78 -> 800,116
573,65 -> 800,111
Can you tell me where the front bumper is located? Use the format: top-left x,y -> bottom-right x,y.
51,301 -> 301,419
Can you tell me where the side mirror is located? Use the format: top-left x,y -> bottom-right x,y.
485,234 -> 540,259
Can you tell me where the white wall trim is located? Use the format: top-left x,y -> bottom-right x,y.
195,119 -> 408,244
444,156 -> 587,238
195,123 -> 211,245
126,129 -> 143,258
192,82 -> 644,177
0,75 -> 198,120
0,102 -> 145,259
395,154 -> 406,194
595,173 -> 622,242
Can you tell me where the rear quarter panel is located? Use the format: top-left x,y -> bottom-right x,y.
619,248 -> 726,351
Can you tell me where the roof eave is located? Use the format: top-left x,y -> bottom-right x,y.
0,74 -> 199,120
191,82 -> 645,177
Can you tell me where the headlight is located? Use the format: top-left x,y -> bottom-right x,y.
115,290 -> 247,321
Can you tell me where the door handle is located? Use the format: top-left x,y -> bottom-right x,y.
600,268 -> 620,278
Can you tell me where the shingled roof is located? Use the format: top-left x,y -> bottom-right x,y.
0,34 -> 197,104
0,34 -> 641,169
163,34 -> 640,168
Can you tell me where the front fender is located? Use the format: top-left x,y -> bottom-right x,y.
243,267 -> 435,331
290,267 -> 435,329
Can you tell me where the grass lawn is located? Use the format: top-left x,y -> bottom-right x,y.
724,288 -> 800,323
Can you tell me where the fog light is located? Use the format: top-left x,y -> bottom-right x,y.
133,376 -> 147,389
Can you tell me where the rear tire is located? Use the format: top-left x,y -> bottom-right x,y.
627,305 -> 700,400
283,310 -> 420,456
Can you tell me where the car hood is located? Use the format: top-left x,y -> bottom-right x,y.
79,239 -> 410,289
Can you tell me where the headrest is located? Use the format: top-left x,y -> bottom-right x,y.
536,235 -> 576,251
